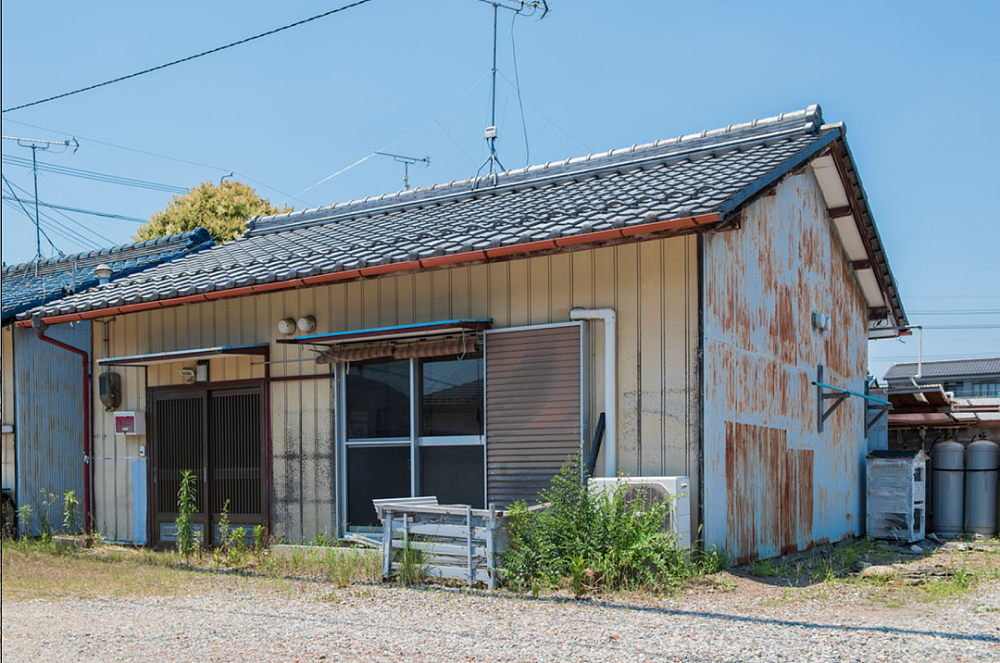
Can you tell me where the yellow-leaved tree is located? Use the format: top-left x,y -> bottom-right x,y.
136,180 -> 291,244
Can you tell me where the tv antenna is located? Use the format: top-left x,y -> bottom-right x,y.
472,1 -> 548,187
375,152 -> 430,191
2,134 -> 79,260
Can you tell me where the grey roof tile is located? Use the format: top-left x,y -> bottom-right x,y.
20,105 -> 875,320
884,358 -> 1000,381
1,228 -> 213,323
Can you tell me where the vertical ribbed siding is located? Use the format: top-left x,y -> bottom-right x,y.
13,322 -> 90,535
485,325 -> 582,505
2,326 -> 16,494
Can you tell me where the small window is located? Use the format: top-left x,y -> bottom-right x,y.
420,355 -> 484,437
346,358 -> 411,439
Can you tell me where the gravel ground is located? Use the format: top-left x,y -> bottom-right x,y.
3,578 -> 999,663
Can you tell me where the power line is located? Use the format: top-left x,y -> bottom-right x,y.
910,310 -> 1000,315
2,154 -> 188,193
1,1 -> 378,114
5,178 -> 118,244
1,175 -> 61,254
921,324 -> 1000,330
1,118 -> 313,206
0,195 -> 147,223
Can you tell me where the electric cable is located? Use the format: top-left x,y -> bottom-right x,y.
5,177 -> 119,243
2,154 -> 187,193
1,175 -> 61,252
1,1 -> 378,114
510,11 -> 530,166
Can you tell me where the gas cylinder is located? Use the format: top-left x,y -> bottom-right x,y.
964,439 -> 998,536
932,440 -> 965,538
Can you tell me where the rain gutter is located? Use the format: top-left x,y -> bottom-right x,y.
18,213 -> 721,327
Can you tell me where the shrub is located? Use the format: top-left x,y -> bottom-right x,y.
500,456 -> 694,593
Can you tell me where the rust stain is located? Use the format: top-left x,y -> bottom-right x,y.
798,449 -> 814,544
726,421 -> 814,563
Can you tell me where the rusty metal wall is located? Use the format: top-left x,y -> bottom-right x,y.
13,321 -> 90,535
703,169 -> 868,562
91,237 -> 700,544
2,326 -> 16,493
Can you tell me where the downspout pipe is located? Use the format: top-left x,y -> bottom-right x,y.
569,308 -> 616,478
32,316 -> 92,535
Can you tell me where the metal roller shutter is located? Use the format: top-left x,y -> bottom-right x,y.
485,324 -> 585,505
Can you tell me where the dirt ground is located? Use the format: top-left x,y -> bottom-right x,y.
2,536 -> 998,662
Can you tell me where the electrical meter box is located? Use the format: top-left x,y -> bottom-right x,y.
114,411 -> 146,436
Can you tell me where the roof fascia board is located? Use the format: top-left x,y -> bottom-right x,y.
19,212 -> 721,327
716,127 -> 842,219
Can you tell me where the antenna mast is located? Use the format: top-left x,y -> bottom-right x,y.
376,152 -> 431,190
1,134 -> 79,259
473,1 -> 548,187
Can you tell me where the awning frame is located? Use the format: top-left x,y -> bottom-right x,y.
278,319 -> 493,347
99,343 -> 271,367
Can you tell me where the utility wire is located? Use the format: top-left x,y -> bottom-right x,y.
496,70 -> 594,152
5,177 -> 118,244
2,118 -> 313,205
1,1 -> 377,114
2,154 -> 187,193
510,11 -> 530,167
1,175 -> 61,253
0,195 -> 146,223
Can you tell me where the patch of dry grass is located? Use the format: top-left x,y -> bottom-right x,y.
1,538 -> 384,602
1,539 -> 210,600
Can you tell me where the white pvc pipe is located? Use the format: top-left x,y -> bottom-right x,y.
570,308 -> 616,477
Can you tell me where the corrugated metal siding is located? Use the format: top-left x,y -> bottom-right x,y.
485,324 -> 582,505
14,321 -> 90,535
2,326 -> 15,492
92,237 -> 700,543
703,169 -> 868,562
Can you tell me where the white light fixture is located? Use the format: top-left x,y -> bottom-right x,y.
298,316 -> 317,334
812,312 -> 832,333
277,318 -> 296,336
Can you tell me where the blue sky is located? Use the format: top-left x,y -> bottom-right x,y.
1,0 -> 997,379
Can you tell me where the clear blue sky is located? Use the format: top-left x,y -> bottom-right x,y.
2,0 -> 997,379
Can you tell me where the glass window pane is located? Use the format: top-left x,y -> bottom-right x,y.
420,356 -> 483,436
347,446 -> 411,527
347,359 -> 410,439
420,445 -> 484,508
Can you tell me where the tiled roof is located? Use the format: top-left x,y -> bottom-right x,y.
884,358 -> 1000,381
20,105 -> 891,322
1,229 -> 213,324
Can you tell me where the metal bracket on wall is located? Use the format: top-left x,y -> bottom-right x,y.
814,364 -> 892,433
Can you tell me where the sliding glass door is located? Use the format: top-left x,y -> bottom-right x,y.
342,354 -> 484,530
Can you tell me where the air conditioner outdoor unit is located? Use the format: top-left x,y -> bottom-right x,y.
589,476 -> 692,549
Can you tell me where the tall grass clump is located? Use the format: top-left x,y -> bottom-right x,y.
500,457 -> 702,594
175,470 -> 200,560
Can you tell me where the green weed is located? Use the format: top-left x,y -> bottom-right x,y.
175,470 -> 200,560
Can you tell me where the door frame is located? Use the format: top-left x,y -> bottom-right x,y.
148,380 -> 267,547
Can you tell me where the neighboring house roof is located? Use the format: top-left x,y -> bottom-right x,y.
1,229 -> 213,325
884,357 -> 1000,381
18,105 -> 906,330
